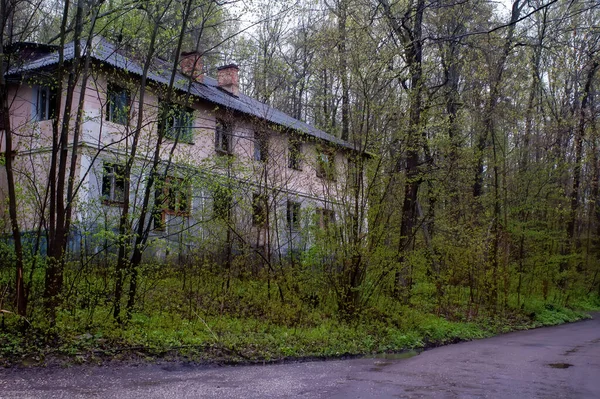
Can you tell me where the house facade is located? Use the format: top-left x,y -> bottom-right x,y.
1,37 -> 362,262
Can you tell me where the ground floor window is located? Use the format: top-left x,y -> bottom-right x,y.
252,193 -> 268,226
102,163 -> 126,205
153,176 -> 191,230
287,200 -> 301,230
316,207 -> 335,229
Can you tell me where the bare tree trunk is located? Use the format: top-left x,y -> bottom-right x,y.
113,15 -> 165,323
0,36 -> 26,316
123,0 -> 193,321
378,0 -> 425,300
44,0 -> 86,319
473,0 -> 522,199
443,39 -> 461,204
566,58 -> 599,257
588,108 -> 599,293
337,0 -> 350,141
65,7 -> 101,255
517,8 -> 547,305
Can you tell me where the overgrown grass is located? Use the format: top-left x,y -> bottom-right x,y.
1,267 -> 598,367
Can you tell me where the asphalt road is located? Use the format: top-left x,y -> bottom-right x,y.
1,315 -> 599,399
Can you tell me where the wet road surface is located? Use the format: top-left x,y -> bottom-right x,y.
1,315 -> 599,398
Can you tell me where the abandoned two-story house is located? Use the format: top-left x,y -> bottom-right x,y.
1,37 -> 363,261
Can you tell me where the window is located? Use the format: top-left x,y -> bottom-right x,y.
286,200 -> 301,230
316,208 -> 335,229
152,181 -> 165,230
347,157 -> 360,190
288,140 -> 302,170
153,176 -> 190,230
316,148 -> 335,180
165,177 -> 190,215
252,193 -> 267,226
101,163 -> 125,204
213,186 -> 232,219
215,119 -> 232,154
106,84 -> 130,125
254,131 -> 269,162
34,85 -> 57,121
161,103 -> 194,143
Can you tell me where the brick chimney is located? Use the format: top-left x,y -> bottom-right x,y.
180,51 -> 203,83
217,64 -> 239,97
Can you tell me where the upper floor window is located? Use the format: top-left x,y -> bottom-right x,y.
101,162 -> 126,204
347,156 -> 360,190
286,200 -> 301,230
161,103 -> 194,143
34,85 -> 57,121
316,148 -> 335,180
288,140 -> 302,170
106,83 -> 130,125
215,119 -> 232,154
254,131 -> 269,162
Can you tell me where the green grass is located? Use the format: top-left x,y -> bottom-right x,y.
1,271 -> 598,367
1,303 -> 591,367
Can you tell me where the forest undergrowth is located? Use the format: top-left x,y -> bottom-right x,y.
2,263 -> 598,368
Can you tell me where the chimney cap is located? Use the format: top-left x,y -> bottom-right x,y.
180,51 -> 203,83
217,63 -> 239,71
181,50 -> 202,57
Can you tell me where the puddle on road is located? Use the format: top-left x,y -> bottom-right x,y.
368,350 -> 421,372
547,363 -> 573,369
562,346 -> 580,356
372,350 -> 421,360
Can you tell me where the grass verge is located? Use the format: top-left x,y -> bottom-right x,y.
1,298 -> 596,368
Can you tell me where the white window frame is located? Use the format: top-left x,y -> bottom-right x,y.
33,85 -> 56,121
102,163 -> 126,205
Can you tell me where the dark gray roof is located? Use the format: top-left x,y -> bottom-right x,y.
9,37 -> 357,151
